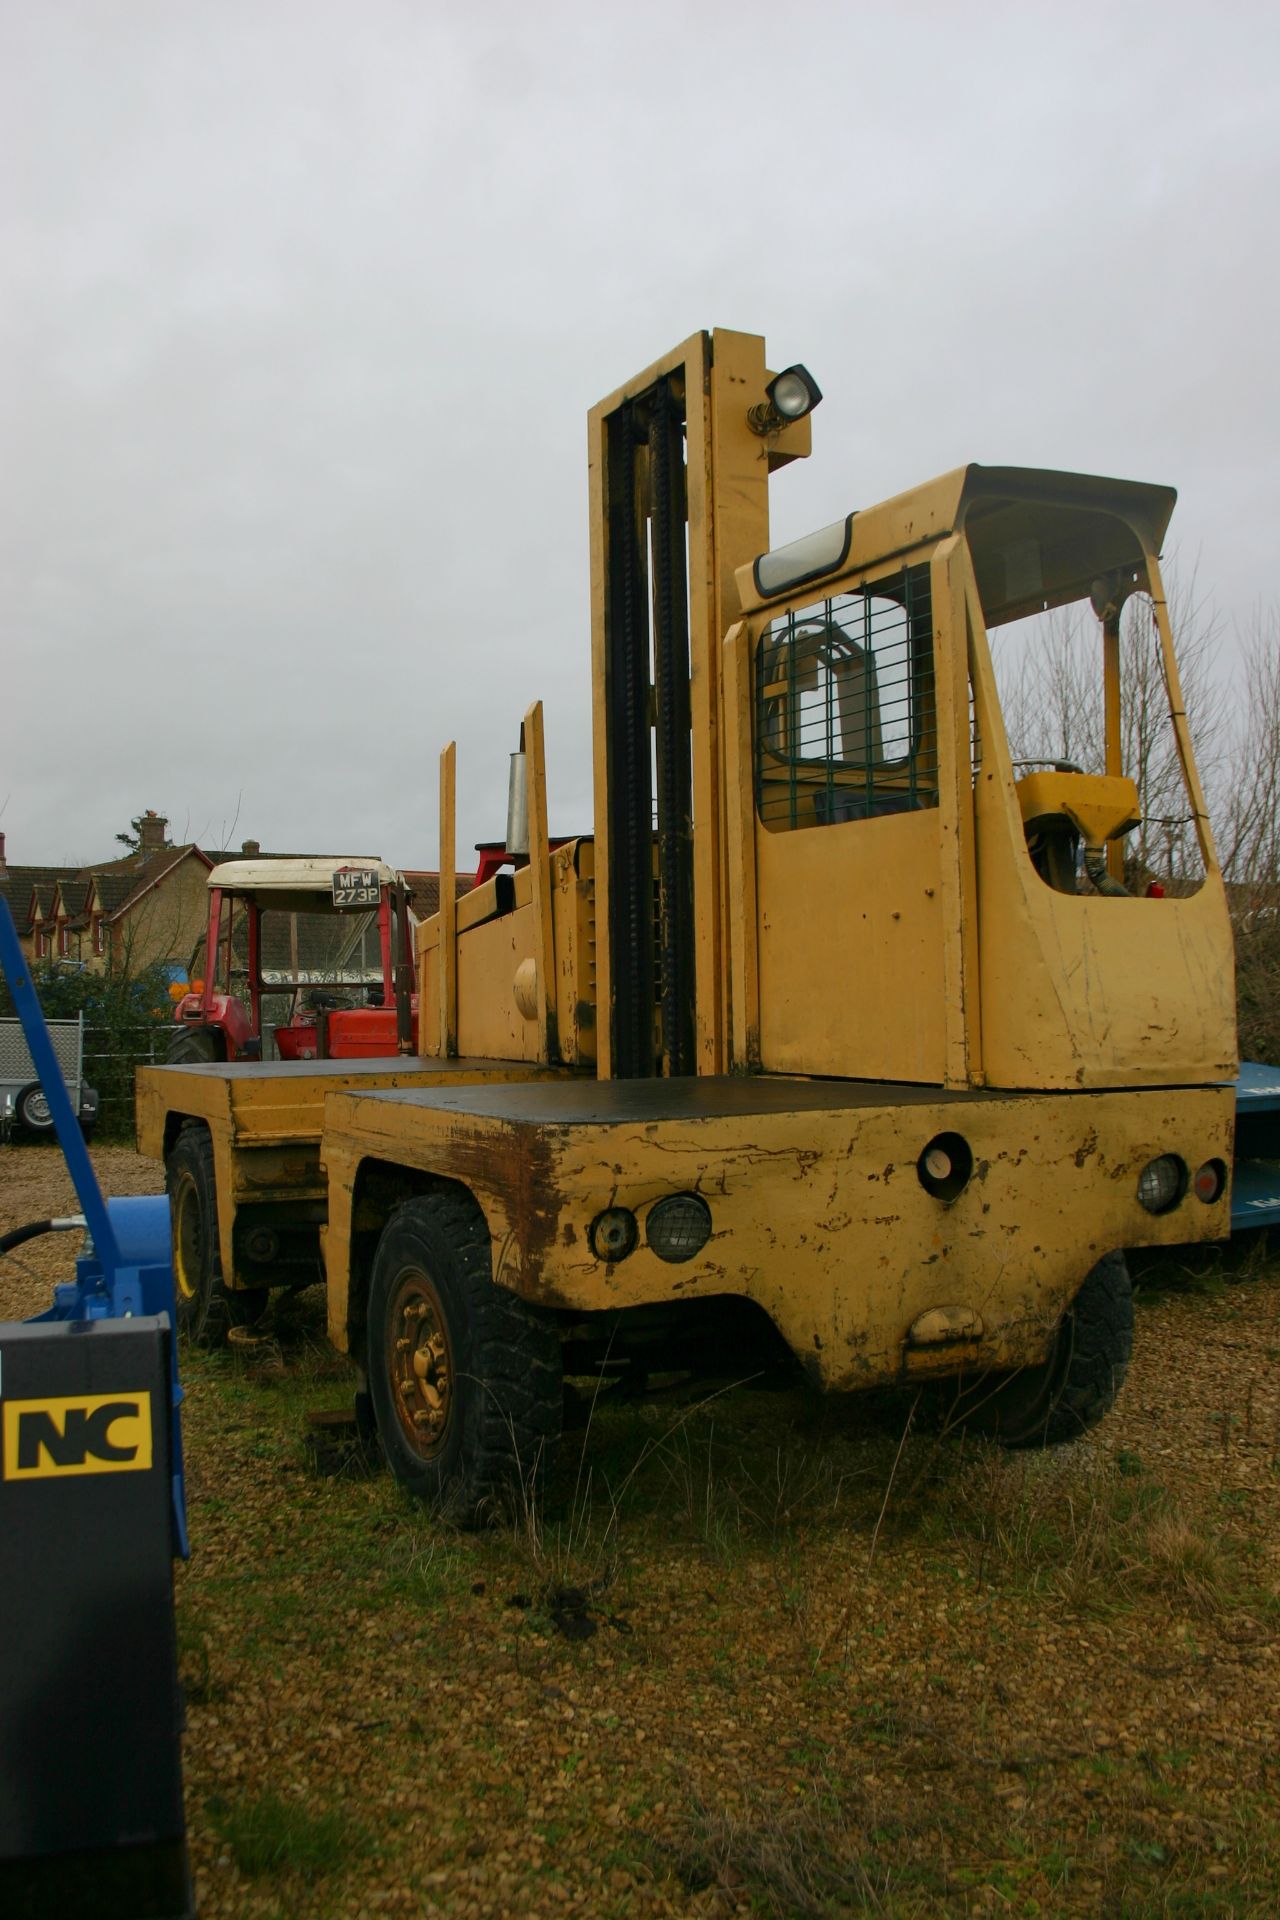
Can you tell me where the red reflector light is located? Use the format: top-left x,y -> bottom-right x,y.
1193,1159 -> 1225,1203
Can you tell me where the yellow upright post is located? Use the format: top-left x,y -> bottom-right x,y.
1102,607 -> 1125,882
438,742 -> 457,1058
524,700 -> 559,1064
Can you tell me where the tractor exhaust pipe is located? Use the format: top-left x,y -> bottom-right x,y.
506,747 -> 529,858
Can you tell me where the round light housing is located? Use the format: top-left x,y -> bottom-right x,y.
749,364 -> 825,437
766,365 -> 822,420
1136,1154 -> 1186,1215
589,1207 -> 638,1262
645,1193 -> 712,1264
1192,1158 -> 1227,1205
916,1132 -> 974,1203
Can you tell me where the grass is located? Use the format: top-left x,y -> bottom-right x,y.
657,1780 -> 909,1916
206,1790 -> 373,1881
167,1263 -> 1280,1919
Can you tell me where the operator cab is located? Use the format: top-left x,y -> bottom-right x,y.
734,465 -> 1232,1091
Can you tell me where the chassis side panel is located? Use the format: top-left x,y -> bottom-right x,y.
136,1056 -> 575,1290
322,1076 -> 1233,1389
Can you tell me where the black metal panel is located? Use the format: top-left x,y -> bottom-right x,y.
0,1315 -> 191,1919
353,1073 -> 996,1126
604,399 -> 657,1077
602,373 -> 698,1080
649,378 -> 696,1077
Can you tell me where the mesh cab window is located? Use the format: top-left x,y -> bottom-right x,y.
755,563 -> 937,830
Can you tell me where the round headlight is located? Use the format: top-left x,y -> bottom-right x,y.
645,1193 -> 712,1264
589,1207 -> 638,1262
1136,1154 -> 1186,1215
768,369 -> 816,418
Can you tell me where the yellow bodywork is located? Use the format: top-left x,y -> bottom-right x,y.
135,1056 -> 566,1291
136,326 -> 1238,1429
320,1075 -> 1233,1389
350,342 -> 1235,1388
416,841 -> 597,1068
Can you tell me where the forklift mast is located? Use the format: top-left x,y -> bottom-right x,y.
588,330 -> 813,1079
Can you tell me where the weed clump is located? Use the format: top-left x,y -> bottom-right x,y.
207,1789 -> 372,1881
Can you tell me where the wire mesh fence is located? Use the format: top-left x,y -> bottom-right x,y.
82,1021 -> 174,1142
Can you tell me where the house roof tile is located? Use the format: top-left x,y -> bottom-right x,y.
403,871 -> 476,919
101,845 -> 211,920
0,865 -> 83,927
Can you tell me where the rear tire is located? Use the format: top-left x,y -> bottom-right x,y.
366,1191 -> 562,1524
167,1122 -> 265,1343
942,1251 -> 1133,1448
168,1030 -> 222,1066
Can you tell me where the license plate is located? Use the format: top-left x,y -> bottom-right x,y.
332,868 -> 381,909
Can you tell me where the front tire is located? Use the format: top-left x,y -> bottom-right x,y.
366,1191 -> 562,1523
943,1251 -> 1133,1448
167,1122 -> 266,1343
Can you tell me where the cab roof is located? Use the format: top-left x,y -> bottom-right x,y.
738,463 -> 1177,626
209,857 -> 401,896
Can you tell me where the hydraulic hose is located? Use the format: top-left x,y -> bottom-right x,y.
1084,846 -> 1129,898
0,1216 -> 85,1256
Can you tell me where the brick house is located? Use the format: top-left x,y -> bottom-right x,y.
0,814 -> 471,982
0,814 -> 212,976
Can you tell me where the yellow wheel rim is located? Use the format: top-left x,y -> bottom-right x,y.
172,1177 -> 201,1304
388,1270 -> 454,1461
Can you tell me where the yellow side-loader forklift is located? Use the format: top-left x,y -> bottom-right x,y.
138,329 -> 1236,1517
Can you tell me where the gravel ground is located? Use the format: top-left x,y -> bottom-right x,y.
3,1142 -> 1278,1917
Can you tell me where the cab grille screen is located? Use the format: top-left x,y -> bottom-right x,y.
755,563 -> 938,830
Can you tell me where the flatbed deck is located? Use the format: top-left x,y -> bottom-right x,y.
336,1071 -> 1021,1126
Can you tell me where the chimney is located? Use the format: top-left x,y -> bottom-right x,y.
241,839 -> 261,857
0,831 -> 6,872
139,810 -> 168,851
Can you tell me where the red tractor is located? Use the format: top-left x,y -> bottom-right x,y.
168,858 -> 416,1064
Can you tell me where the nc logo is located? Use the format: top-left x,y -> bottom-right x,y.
2,1393 -> 153,1480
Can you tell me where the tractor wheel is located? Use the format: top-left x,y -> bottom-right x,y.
167,1029 -> 222,1066
942,1252 -> 1133,1448
166,1122 -> 265,1343
15,1084 -> 55,1134
366,1191 -> 562,1524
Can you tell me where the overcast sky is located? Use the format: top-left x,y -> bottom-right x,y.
4,0 -> 1278,871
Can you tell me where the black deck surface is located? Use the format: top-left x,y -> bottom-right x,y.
340,1074 -> 1002,1127
151,1055 -> 537,1084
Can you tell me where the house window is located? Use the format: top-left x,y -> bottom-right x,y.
35,928 -> 50,958
59,924 -> 71,958
94,917 -> 106,956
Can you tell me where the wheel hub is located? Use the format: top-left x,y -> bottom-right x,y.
389,1274 -> 453,1457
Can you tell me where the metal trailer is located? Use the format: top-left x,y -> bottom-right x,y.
0,1011 -> 100,1138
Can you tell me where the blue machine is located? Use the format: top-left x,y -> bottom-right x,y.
0,898 -> 188,1549
0,899 -> 192,1918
